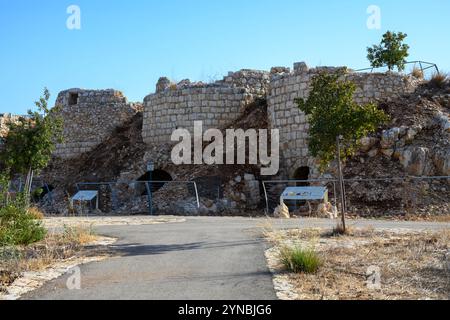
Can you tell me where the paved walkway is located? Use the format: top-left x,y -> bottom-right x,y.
23,217 -> 449,300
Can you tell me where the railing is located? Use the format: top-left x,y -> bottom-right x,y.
75,180 -> 200,215
355,61 -> 440,75
262,176 -> 450,216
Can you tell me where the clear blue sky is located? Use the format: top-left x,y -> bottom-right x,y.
1,0 -> 449,114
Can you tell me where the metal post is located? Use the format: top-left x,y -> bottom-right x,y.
336,136 -> 346,231
149,171 -> 153,215
145,181 -> 153,216
262,181 -> 269,215
193,182 -> 200,209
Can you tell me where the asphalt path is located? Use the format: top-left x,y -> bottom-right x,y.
23,217 -> 449,300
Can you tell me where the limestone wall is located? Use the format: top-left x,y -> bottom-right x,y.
53,89 -> 138,159
0,113 -> 24,138
142,70 -> 270,145
268,62 -> 419,177
143,86 -> 251,145
52,62 -> 421,175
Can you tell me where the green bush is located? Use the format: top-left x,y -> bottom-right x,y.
279,246 -> 322,274
0,204 -> 46,246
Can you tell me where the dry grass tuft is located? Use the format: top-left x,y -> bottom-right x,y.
27,207 -> 45,220
411,67 -> 424,79
323,223 -> 354,237
429,72 -> 449,88
279,246 -> 322,274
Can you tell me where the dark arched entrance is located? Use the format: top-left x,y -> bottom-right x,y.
293,166 -> 310,186
137,169 -> 173,195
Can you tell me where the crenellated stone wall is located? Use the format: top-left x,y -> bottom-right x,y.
53,89 -> 139,159
268,62 -> 419,177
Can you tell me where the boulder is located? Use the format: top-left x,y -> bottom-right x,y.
381,148 -> 394,158
317,202 -> 337,219
400,147 -> 433,176
368,149 -> 379,158
274,202 -> 290,219
360,137 -> 379,152
434,112 -> 450,133
406,126 -> 422,142
381,128 -> 401,149
432,149 -> 450,176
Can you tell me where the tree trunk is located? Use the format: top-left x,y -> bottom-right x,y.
24,167 -> 33,208
336,136 -> 346,232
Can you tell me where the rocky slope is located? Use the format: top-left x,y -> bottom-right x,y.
344,81 -> 450,217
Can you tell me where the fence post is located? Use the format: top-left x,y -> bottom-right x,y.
262,182 -> 269,215
145,182 -> 153,215
193,182 -> 200,209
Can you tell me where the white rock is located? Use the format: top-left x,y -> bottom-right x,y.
274,202 -> 290,219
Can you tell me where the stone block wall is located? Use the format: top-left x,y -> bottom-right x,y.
52,62 -> 421,176
53,89 -> 138,159
142,70 -> 270,145
221,69 -> 271,96
0,113 -> 23,138
268,62 -> 419,177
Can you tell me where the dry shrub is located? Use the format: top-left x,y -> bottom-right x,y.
325,223 -> 353,237
61,224 -> 97,245
411,67 -> 424,79
27,207 -> 45,220
429,72 -> 448,88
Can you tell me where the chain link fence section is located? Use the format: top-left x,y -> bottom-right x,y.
263,176 -> 450,218
74,180 -> 200,215
343,176 -> 450,217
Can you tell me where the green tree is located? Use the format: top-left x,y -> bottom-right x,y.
296,72 -> 389,232
0,88 -> 63,196
367,31 -> 410,71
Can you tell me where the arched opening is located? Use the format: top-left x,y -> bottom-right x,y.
293,166 -> 310,186
137,170 -> 173,195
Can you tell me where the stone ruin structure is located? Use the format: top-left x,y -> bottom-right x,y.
35,61 -> 450,216
53,89 -> 141,159
51,62 -> 420,178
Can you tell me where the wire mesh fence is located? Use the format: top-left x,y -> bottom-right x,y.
355,60 -> 440,78
32,174 -> 450,217
263,176 -> 450,217
262,179 -> 339,215
71,180 -> 200,215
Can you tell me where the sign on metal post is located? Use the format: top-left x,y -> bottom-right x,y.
70,190 -> 99,210
281,187 -> 328,202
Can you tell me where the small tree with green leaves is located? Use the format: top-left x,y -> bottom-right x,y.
296,72 -> 389,232
0,88 -> 63,198
367,31 -> 410,71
